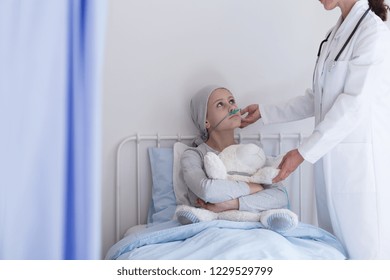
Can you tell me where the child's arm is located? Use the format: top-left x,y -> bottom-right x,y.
181,148 -> 256,203
238,184 -> 289,212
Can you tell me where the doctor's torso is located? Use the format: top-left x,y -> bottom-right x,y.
311,2 -> 390,149
296,0 -> 390,164
313,4 -> 390,128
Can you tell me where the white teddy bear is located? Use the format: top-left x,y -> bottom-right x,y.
175,143 -> 298,232
204,143 -> 280,185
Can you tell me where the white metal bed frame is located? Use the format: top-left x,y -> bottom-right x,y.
115,133 -> 315,242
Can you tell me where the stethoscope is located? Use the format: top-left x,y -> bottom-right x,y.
315,7 -> 370,70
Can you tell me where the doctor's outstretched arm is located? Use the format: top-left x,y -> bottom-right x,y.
272,149 -> 304,183
240,104 -> 261,128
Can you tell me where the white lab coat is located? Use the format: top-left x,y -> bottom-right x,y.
260,1 -> 390,259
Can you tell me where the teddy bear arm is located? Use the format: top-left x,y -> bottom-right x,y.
226,174 -> 252,183
204,152 -> 227,180
251,167 -> 280,184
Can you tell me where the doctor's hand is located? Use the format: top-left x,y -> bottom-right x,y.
272,149 -> 304,183
240,104 -> 261,128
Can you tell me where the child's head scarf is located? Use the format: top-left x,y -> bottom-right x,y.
190,85 -> 226,146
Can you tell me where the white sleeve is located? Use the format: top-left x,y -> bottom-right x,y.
259,88 -> 315,125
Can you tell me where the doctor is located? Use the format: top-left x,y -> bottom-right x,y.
241,0 -> 390,259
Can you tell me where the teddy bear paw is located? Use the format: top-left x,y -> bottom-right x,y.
251,167 -> 280,184
260,208 -> 298,233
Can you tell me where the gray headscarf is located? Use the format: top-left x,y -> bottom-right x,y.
190,85 -> 226,146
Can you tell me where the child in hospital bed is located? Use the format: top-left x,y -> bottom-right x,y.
175,85 -> 298,232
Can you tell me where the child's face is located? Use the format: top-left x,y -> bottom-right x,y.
205,88 -> 241,132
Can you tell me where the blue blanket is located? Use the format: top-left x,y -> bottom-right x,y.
105,220 -> 346,260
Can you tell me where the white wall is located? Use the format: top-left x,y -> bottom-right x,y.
101,0 -> 342,258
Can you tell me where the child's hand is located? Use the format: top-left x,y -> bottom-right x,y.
247,182 -> 264,194
197,198 -> 239,213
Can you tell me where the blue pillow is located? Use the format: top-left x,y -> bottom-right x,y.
147,147 -> 177,225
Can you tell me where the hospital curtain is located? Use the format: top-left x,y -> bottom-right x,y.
0,0 -> 106,259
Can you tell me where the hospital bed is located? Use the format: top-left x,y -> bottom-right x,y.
105,133 -> 346,260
